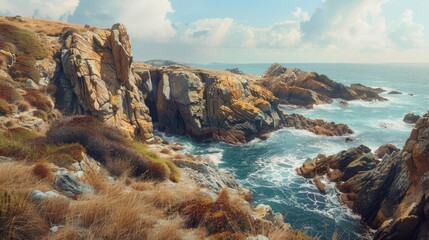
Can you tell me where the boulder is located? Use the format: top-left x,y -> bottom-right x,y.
403,113 -> 421,124
375,144 -> 400,158
55,170 -> 93,197
388,91 -> 402,94
173,157 -> 242,193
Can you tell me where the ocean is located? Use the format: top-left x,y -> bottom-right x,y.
159,63 -> 429,239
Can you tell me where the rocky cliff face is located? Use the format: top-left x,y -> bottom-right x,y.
136,66 -> 283,144
259,64 -> 386,107
56,24 -> 153,140
297,113 -> 429,240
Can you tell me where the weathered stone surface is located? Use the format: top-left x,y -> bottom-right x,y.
55,170 -> 93,197
137,66 -> 284,144
302,114 -> 429,240
284,113 -> 354,136
403,113 -> 421,124
259,63 -> 386,107
56,24 -> 153,141
375,144 -> 400,158
173,157 -> 242,193
296,145 -> 375,180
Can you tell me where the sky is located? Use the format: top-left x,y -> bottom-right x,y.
1,0 -> 428,63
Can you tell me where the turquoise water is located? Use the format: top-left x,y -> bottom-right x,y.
161,63 -> 429,239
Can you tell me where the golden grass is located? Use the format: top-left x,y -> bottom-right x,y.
0,190 -> 49,239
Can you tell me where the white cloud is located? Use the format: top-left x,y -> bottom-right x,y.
301,0 -> 391,50
118,0 -> 176,42
182,18 -> 234,47
1,0 -> 79,20
293,7 -> 310,21
389,9 -> 425,48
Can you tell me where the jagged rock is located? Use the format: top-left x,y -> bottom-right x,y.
31,190 -> 62,202
258,64 -> 386,107
56,24 -> 153,141
225,68 -> 244,75
296,145 -> 376,181
55,170 -> 93,197
375,144 -> 400,158
284,113 -> 354,136
403,113 -> 421,124
137,66 -> 284,144
173,158 -> 242,193
388,91 -> 402,94
313,177 -> 327,194
253,204 -> 275,222
69,152 -> 100,174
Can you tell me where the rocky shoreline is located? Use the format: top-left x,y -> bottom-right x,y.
296,112 -> 429,240
0,16 -> 421,240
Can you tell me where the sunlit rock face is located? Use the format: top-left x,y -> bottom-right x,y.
58,24 -> 153,140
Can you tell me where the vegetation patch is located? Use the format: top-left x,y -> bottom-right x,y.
0,128 -> 42,161
0,190 -> 49,239
45,116 -> 178,181
0,23 -> 47,83
23,88 -> 53,113
0,99 -> 13,115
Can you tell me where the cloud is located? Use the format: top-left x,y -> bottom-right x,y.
389,9 -> 425,48
293,7 -> 310,21
1,0 -> 79,20
300,0 -> 391,50
182,18 -> 234,47
68,0 -> 176,42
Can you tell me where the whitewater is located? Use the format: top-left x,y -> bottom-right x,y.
159,63 -> 429,239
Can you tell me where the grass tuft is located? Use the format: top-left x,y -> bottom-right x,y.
45,116 -> 178,181
0,190 -> 49,239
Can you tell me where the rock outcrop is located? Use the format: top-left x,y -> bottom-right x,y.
297,113 -> 429,240
136,66 -> 284,144
403,113 -> 421,124
284,113 -> 354,136
375,144 -> 400,158
259,64 -> 386,107
56,24 -> 153,140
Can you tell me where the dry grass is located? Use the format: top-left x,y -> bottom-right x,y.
23,88 -> 53,113
0,98 -> 13,115
38,197 -> 70,225
15,100 -> 31,112
0,190 -> 49,239
46,116 -> 178,181
32,161 -> 53,180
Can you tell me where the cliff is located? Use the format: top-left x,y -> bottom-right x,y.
0,17 -> 311,239
135,64 -> 354,143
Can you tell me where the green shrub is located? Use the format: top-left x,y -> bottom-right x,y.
0,23 -> 47,83
0,40 -> 16,53
0,128 -> 42,160
0,24 -> 46,59
45,143 -> 86,167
